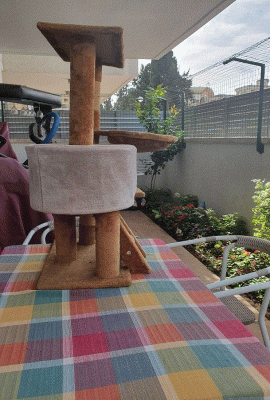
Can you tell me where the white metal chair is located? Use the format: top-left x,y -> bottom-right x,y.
168,235 -> 270,349
23,221 -> 54,245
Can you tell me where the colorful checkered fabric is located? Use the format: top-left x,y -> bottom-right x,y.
1,239 -> 270,399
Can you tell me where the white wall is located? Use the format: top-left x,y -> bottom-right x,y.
138,139 -> 270,233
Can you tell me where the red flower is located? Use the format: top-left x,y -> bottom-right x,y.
253,261 -> 257,267
164,212 -> 168,216
170,212 -> 174,217
174,222 -> 178,226
177,206 -> 182,210
241,250 -> 250,255
186,203 -> 194,208
180,214 -> 185,220
237,269 -> 244,274
254,250 -> 259,253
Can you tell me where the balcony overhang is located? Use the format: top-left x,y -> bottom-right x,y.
0,0 -> 235,59
0,0 -> 235,99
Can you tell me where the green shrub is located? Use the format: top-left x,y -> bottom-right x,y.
143,190 -> 247,241
206,209 -> 249,236
173,192 -> 199,207
144,189 -> 173,212
252,179 -> 270,240
151,203 -> 211,240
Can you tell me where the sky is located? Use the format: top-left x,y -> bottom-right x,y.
174,0 -> 270,75
141,0 -> 270,76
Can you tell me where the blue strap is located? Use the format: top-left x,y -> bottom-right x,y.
42,112 -> 60,144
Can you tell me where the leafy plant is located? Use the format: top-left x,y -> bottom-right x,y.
144,189 -> 173,212
252,179 -> 270,240
195,243 -> 270,304
143,190 -> 248,243
174,192 -> 199,207
151,202 -> 211,240
136,85 -> 185,190
206,209 -> 248,236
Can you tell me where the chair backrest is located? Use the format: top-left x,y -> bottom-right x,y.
235,236 -> 270,255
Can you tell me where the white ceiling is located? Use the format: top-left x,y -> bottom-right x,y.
0,0 -> 235,60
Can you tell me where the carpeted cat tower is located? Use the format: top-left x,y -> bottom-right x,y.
26,22 -> 177,290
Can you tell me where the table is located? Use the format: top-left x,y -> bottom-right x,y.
1,239 -> 270,399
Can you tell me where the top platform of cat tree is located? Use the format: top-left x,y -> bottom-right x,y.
94,130 -> 179,152
37,22 -> 124,67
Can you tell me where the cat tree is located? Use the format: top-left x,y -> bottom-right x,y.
26,22 -> 177,290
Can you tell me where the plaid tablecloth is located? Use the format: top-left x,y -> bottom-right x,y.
1,239 -> 270,400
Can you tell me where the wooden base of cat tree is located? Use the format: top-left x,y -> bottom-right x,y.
36,243 -> 132,290
36,214 -> 149,290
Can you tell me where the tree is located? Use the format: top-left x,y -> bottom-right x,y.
113,85 -> 136,111
113,51 -> 192,110
136,85 -> 186,190
100,98 -> 113,111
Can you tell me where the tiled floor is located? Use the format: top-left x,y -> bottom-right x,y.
121,210 -> 270,346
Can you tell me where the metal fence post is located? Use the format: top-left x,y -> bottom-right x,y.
223,57 -> 265,154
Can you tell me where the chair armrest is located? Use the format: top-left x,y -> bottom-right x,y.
167,235 -> 237,248
207,267 -> 270,291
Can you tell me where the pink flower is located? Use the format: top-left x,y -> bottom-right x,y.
254,250 -> 259,253
186,203 -> 194,208
253,261 -> 257,267
231,255 -> 236,259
